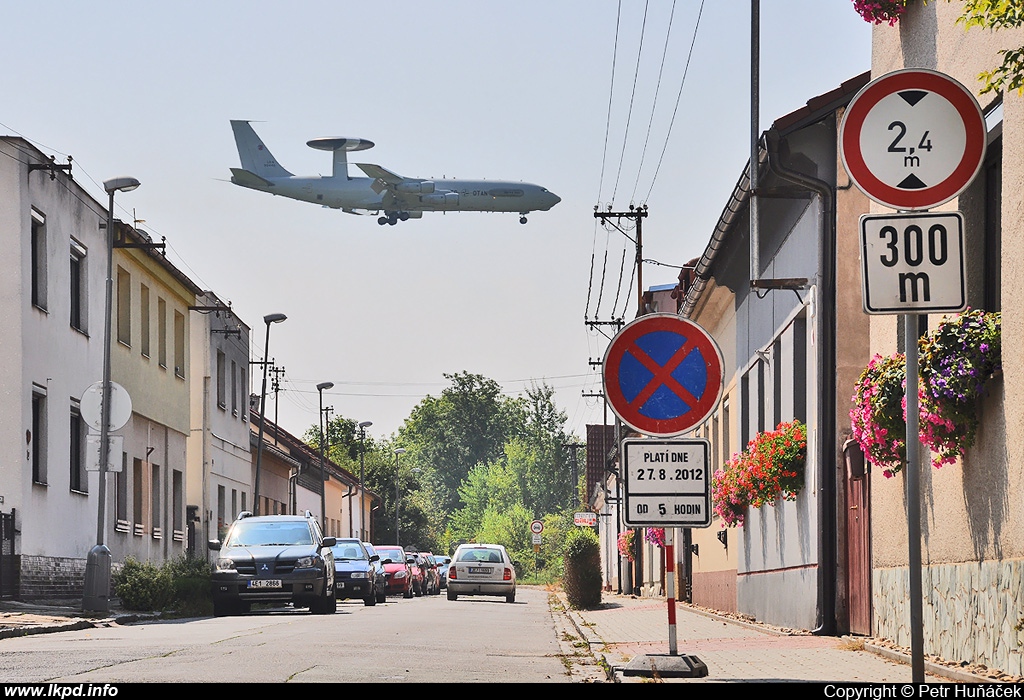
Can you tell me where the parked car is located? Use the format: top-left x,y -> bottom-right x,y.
375,545 -> 414,598
331,538 -> 383,606
446,543 -> 516,603
362,542 -> 389,603
208,510 -> 337,616
418,552 -> 440,595
434,555 -> 452,589
406,552 -> 426,596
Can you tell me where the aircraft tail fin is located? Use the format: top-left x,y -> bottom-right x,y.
230,120 -> 293,178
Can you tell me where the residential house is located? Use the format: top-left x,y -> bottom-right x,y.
186,291 -> 251,557
680,72 -> 874,631
0,138 -> 110,598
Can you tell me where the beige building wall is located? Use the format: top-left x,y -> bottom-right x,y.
866,2 -> 1024,673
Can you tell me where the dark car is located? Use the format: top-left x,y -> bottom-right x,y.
375,545 -> 414,598
208,510 -> 336,616
331,538 -> 384,606
419,552 -> 441,595
362,542 -> 388,604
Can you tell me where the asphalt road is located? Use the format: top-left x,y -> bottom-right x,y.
0,586 -> 583,683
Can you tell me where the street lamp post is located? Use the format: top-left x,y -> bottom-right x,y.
83,177 -> 140,614
253,313 -> 287,515
357,421 -> 372,539
317,382 -> 334,533
393,448 -> 406,544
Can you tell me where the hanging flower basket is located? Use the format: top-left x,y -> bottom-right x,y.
617,530 -> 636,562
711,420 -> 808,528
853,0 -> 908,26
849,308 -> 1002,474
645,527 -> 665,549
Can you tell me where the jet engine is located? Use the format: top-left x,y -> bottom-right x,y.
419,192 -> 459,208
395,181 -> 435,194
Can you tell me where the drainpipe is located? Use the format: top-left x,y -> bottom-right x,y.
765,125 -> 837,636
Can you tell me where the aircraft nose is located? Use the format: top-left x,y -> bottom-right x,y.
546,192 -> 561,209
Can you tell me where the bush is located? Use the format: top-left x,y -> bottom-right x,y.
562,527 -> 602,610
113,555 -> 212,615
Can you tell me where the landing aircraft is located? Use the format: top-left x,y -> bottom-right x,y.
228,120 -> 560,225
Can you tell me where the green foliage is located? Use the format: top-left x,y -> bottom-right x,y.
562,527 -> 602,609
113,555 -> 212,615
957,0 -> 1024,94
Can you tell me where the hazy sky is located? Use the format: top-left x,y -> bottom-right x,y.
3,1 -> 871,442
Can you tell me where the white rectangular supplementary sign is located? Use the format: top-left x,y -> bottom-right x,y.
621,438 -> 711,528
860,211 -> 966,314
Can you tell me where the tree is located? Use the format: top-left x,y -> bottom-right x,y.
956,0 -> 1024,94
400,372 -> 525,513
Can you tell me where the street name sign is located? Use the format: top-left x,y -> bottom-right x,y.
860,211 -> 966,314
840,69 -> 986,211
603,313 -> 723,437
621,438 -> 711,528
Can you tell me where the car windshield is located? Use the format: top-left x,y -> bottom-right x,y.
457,548 -> 503,563
224,520 -> 313,547
332,543 -> 367,561
376,547 -> 404,562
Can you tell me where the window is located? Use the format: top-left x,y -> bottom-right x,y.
174,310 -> 185,378
217,485 -> 226,539
157,298 -> 167,368
31,209 -> 47,311
151,463 -> 161,534
115,452 -> 128,523
216,351 -> 226,409
140,285 -> 151,358
70,239 -> 87,332
133,458 -> 144,534
70,406 -> 87,493
231,360 -> 238,416
116,267 -> 131,346
31,389 -> 47,485
172,469 -> 183,534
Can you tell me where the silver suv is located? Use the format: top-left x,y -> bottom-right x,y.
208,511 -> 336,616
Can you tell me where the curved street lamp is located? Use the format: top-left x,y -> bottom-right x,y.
317,382 -> 334,532
393,448 -> 406,544
84,177 -> 140,614
357,421 -> 372,539
253,313 -> 286,514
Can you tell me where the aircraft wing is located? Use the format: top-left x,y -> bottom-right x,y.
230,167 -> 274,188
355,163 -> 403,184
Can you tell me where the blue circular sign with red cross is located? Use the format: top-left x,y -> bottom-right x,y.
603,313 -> 724,437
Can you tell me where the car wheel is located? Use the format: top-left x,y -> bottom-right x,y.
311,589 -> 337,615
376,587 -> 387,604
213,599 -> 236,617
447,590 -> 457,601
505,590 -> 515,604
403,585 -> 414,599
363,593 -> 376,606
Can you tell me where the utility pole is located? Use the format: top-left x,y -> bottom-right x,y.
594,205 -> 648,317
269,363 -> 286,428
562,442 -> 585,505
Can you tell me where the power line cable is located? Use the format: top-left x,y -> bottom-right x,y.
610,0 -> 650,206
630,0 -> 677,204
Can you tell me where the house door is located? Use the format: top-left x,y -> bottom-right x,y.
843,441 -> 871,635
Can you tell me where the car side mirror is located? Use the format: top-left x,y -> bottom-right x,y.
382,558 -> 393,564
322,537 -> 337,548
208,539 -> 221,551
369,554 -> 380,562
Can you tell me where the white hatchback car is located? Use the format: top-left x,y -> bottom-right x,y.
446,543 -> 516,603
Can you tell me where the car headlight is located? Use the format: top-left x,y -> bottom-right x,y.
215,558 -> 236,572
297,555 -> 321,569
393,570 -> 407,579
349,572 -> 368,579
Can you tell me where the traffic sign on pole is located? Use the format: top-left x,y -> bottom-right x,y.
840,68 -> 986,211
603,314 -> 723,437
621,438 -> 711,528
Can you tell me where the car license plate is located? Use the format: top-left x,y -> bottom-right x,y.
248,579 -> 282,589
468,567 -> 491,574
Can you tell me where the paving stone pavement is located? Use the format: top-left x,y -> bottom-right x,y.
555,590 -> 1015,684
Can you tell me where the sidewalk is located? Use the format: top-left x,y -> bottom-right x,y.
556,590 -> 1021,684
0,598 -> 157,640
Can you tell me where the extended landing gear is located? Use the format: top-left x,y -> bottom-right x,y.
519,216 -> 528,224
377,212 -> 412,226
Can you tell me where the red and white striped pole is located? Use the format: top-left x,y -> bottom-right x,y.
666,527 -> 677,655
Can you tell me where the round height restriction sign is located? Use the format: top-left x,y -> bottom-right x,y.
603,314 -> 723,437
840,69 -> 986,211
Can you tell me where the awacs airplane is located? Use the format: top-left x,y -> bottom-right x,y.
229,120 -> 560,225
